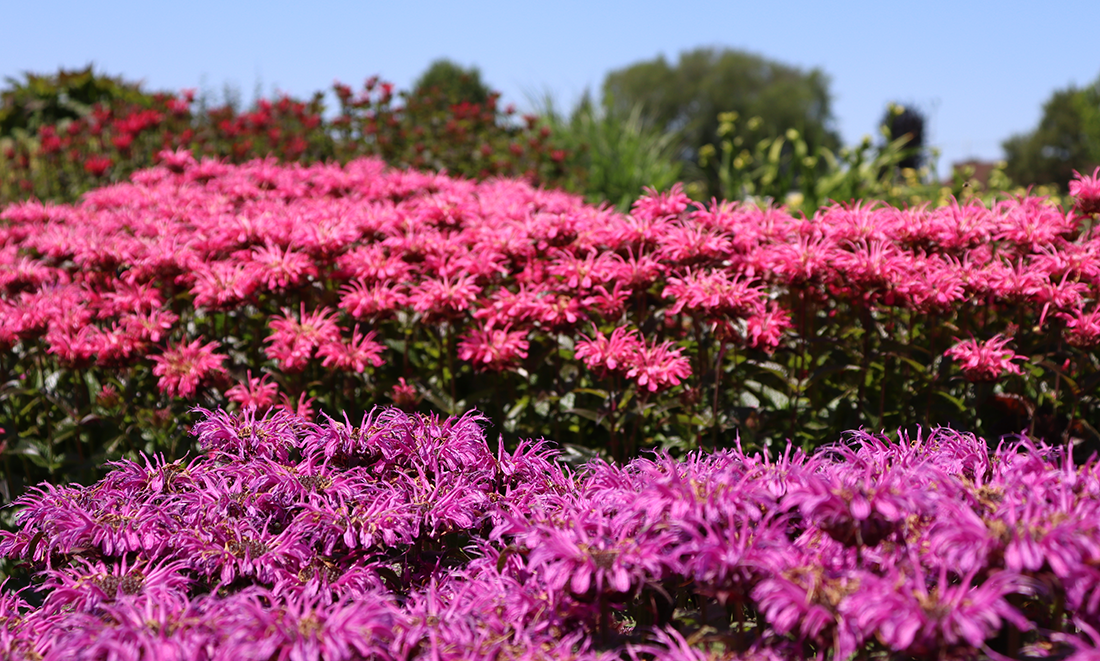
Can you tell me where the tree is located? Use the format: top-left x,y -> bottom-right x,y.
601,47 -> 840,195
881,103 -> 927,171
1003,74 -> 1100,188
0,65 -> 155,137
410,59 -> 491,109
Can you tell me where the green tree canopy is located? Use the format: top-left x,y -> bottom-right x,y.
881,103 -> 927,171
602,47 -> 840,186
1003,74 -> 1100,188
0,65 -> 155,137
410,59 -> 491,109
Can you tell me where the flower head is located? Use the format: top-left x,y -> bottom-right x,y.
574,325 -> 644,374
264,304 -> 341,371
458,324 -> 529,372
944,334 -> 1025,382
225,370 -> 279,409
149,337 -> 226,399
1069,167 -> 1100,216
627,338 -> 693,393
389,378 -> 420,410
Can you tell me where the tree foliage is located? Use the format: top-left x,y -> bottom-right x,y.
881,102 -> 927,171
602,47 -> 840,195
410,59 -> 491,110
0,65 -> 156,137
1003,74 -> 1100,188
540,93 -> 682,210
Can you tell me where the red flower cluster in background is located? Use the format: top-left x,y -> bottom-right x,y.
0,75 -> 576,206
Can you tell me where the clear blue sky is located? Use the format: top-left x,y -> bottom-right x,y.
3,0 -> 1098,176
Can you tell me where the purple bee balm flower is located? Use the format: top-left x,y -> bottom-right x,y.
752,563 -> 859,645
38,556 -> 191,614
785,462 -> 918,548
840,564 -> 1030,655
34,591 -> 208,661
191,405 -> 305,462
213,589 -> 400,661
520,505 -> 662,600
0,580 -> 33,661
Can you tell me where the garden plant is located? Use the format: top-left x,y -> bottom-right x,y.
2,406 -> 1100,660
2,64 -> 1100,661
0,68 -> 574,206
1,153 -> 1098,503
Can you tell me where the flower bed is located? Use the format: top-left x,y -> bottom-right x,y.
3,406 -> 1100,659
2,157 -> 1099,498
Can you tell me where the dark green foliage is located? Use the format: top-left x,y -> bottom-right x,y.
0,65 -> 155,137
881,103 -> 927,171
602,47 -> 841,197
1003,73 -> 1100,188
411,59 -> 491,109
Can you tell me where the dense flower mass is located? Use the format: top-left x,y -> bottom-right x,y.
3,407 -> 1100,660
1,156 -> 1099,499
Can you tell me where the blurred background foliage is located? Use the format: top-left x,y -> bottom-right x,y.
3,54 -> 1095,211
600,47 -> 841,198
0,66 -> 153,136
1002,73 -> 1100,189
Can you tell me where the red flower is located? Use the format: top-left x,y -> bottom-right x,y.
83,156 -> 113,177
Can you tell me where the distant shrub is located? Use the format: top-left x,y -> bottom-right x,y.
0,68 -> 575,205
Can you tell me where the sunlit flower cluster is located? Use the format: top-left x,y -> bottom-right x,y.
2,155 -> 1099,481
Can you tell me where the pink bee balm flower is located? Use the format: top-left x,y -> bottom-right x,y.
944,334 -> 1025,382
627,338 -> 693,393
663,269 -> 766,318
264,304 -> 341,371
458,324 -> 529,372
316,325 -> 386,373
1061,305 -> 1100,348
225,370 -> 279,409
742,303 -> 793,353
156,147 -> 196,173
631,183 -> 691,221
149,337 -> 226,399
389,377 -> 420,410
574,325 -> 645,375
1069,167 -> 1100,216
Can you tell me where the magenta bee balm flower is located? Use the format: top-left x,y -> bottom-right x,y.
149,336 -> 227,398
944,334 -> 1025,381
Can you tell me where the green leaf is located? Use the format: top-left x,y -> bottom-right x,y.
83,371 -> 101,399
566,407 -> 603,424
505,397 -> 529,420
934,390 -> 967,413
573,388 -> 610,400
618,387 -> 635,410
